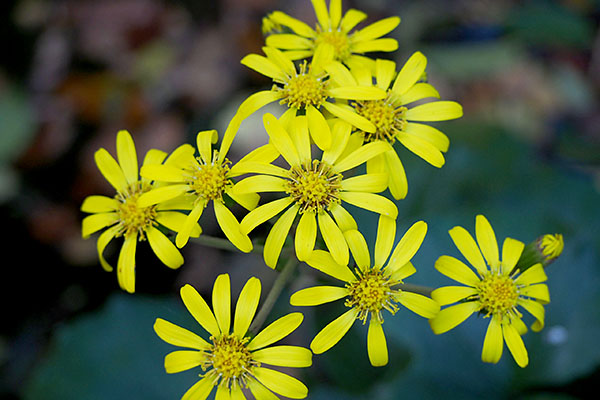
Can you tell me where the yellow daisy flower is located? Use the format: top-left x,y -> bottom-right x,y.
137,129 -> 262,252
290,217 -> 439,366
154,274 -> 312,399
238,45 -> 385,150
348,53 -> 463,199
429,215 -> 551,368
232,113 -> 396,268
81,130 -> 199,293
264,0 -> 400,65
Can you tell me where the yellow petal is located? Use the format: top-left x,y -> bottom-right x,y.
236,143 -> 279,165
247,376 -> 279,400
352,16 -> 400,42
241,54 -> 287,81
233,277 -> 261,337
180,284 -> 220,337
214,201 -> 252,253
175,202 -> 205,248
339,191 -> 398,219
397,291 -> 440,318
252,345 -> 312,368
434,255 -> 480,286
196,130 -> 217,165
384,150 -> 407,200
514,263 -> 547,285
387,221 -> 427,270
82,213 -> 119,238
351,38 -> 398,53
97,224 -> 119,272
503,322 -> 529,367
517,298 -> 545,331
328,86 -> 386,100
117,234 -> 137,294
367,318 -> 388,367
264,204 -> 299,268
235,90 -> 281,122
265,33 -> 313,50
288,115 -> 311,163
228,186 -> 261,212
295,211 -> 317,261
404,122 -> 449,152
311,308 -> 358,354
116,130 -> 139,184
137,184 -> 189,208
374,215 -> 395,268
263,46 -> 297,77
329,203 -> 357,231
501,237 -> 525,273
348,59 -> 373,86
156,195 -> 195,211
329,0 -> 342,29
397,132 -> 445,168
431,286 -> 478,306
269,11 -> 316,37
290,286 -> 348,306
520,284 -> 550,303
318,211 -> 349,266
146,226 -> 183,269
94,148 -> 128,193
448,225 -> 487,274
253,367 -> 308,399
263,113 -> 301,166
481,315 -> 503,364
405,101 -> 463,121
164,144 -> 195,169
181,375 -> 215,400
306,105 -> 332,151
334,141 -> 391,172
247,312 -> 303,351
155,211 -> 201,237
232,175 -> 287,194
391,51 -> 427,97
389,261 -> 417,282
282,49 -> 314,60
214,382 -> 229,400
341,173 -> 388,193
344,229 -> 370,270
164,350 -> 205,374
340,9 -> 367,32
240,197 -> 293,234
321,101 -> 376,132
397,83 -> 440,105
375,58 -> 396,90
81,195 -> 118,213
305,250 -> 356,282
142,148 -> 167,168
140,164 -> 184,183
324,61 -> 357,87
321,119 -> 351,165
153,318 -> 211,350
429,301 -> 478,334
311,0 -> 330,29
475,214 -> 499,268
212,274 -> 231,334
230,385 -> 245,400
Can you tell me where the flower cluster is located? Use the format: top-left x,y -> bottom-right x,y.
80,1 -> 563,398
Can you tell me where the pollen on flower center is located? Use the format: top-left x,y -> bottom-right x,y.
345,270 -> 399,324
314,29 -> 351,60
285,160 -> 342,213
204,334 -> 255,388
186,156 -> 232,202
116,182 -> 156,239
278,61 -> 328,109
355,95 -> 407,143
477,273 -> 519,316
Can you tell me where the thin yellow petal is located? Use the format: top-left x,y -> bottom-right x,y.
306,105 -> 332,151
481,315 -> 503,364
236,143 -> 279,165
288,115 -> 311,163
253,367 -> 308,399
476,214 -> 499,268
82,213 -> 118,238
232,175 -> 287,194
214,201 -> 252,253
227,186 -> 261,212
431,286 -> 478,306
142,148 -> 167,168
405,101 -> 463,121
265,33 -> 313,50
81,195 -> 118,213
311,308 -> 358,354
344,229 -> 370,270
155,211 -> 201,237
321,101 -> 376,132
263,113 -> 301,166
388,261 -> 417,281
247,376 -> 279,400
180,284 -> 220,337
240,54 -> 287,81
116,130 -> 138,184
321,119 -> 351,165
502,237 -> 525,273
324,61 -> 357,87
164,350 -> 205,374
247,313 -> 303,351
329,203 -> 357,231
212,274 -> 231,335
351,38 -> 398,53
520,284 -> 550,303
264,204 -> 299,268
384,150 -> 407,200
175,202 -> 205,248
305,250 -> 356,282
375,58 -> 396,90
196,130 -> 217,165
448,225 -> 487,274
514,263 -> 547,285
137,184 -> 189,208
397,291 -> 440,318
341,173 -> 388,193
153,318 -> 211,350
240,197 -> 293,234
269,11 -> 316,37
397,132 -> 445,168
434,255 -> 480,286
215,383 -> 230,400
318,211 -> 349,266
404,122 -> 449,152
181,375 -> 215,400
503,322 -> 529,367
146,226 -> 183,269
311,0 -> 330,29
328,86 -> 385,100
295,211 -> 317,261
334,141 -> 391,172
97,224 -> 119,272
94,148 -> 128,193
263,46 -> 296,77
374,215 -> 395,268
164,144 -> 196,169
391,51 -> 427,97
290,286 -> 348,306
233,277 -> 261,337
235,90 -> 281,121
340,9 -> 367,32
252,346 -> 312,368
397,83 -> 440,105
352,16 -> 400,42
117,234 -> 137,294
429,301 -> 478,334
329,0 -> 342,28
517,298 -> 545,331
367,318 -> 388,367
339,191 -> 398,219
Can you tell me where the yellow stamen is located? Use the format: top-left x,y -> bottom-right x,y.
285,160 -> 342,213
314,29 -> 351,61
278,61 -> 328,109
186,154 -> 232,203
203,334 -> 256,389
115,182 -> 156,239
345,269 -> 400,324
354,93 -> 407,143
476,272 -> 519,317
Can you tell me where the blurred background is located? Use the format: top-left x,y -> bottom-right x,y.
1,0 -> 599,399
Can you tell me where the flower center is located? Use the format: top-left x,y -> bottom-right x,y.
540,234 -> 563,260
115,182 -> 157,239
354,95 -> 407,143
477,273 -> 519,316
345,270 -> 399,324
186,157 -> 232,203
285,160 -> 342,213
204,334 -> 255,389
314,29 -> 351,61
278,61 -> 328,110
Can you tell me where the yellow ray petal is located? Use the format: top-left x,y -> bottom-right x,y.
263,46 -> 297,77
327,86 -> 386,100
520,284 -> 550,303
253,367 -> 308,399
196,130 -> 217,165
384,150 -> 407,200
94,148 -> 128,193
375,58 -> 396,90
334,141 -> 391,173
82,212 -> 119,238
397,291 -> 440,318
448,225 -> 487,274
404,122 -> 450,152
517,298 -> 545,331
481,315 -> 503,364
321,101 -> 376,133
374,215 -> 395,268
252,345 -> 312,368
324,61 -> 357,87
155,211 -> 201,237
214,201 -> 252,253
232,175 -> 288,195
212,274 -> 231,335
290,286 -> 348,306
233,277 -> 261,337
503,322 -> 529,367
329,203 -> 357,231
352,38 -> 398,53
311,0 -> 330,29
434,255 -> 480,286
140,164 -> 184,183
397,132 -> 445,168
116,130 -> 138,185
117,234 -> 137,293
164,350 -> 205,374
146,226 -> 184,269
180,284 -> 220,337
388,261 -> 416,281
247,376 -> 279,400
269,11 -> 316,37
175,201 -> 206,248
367,318 -> 388,367
263,113 -> 301,166
153,318 -> 211,350
295,211 -> 317,261
501,237 -> 525,273
81,195 -> 118,213
475,214 -> 499,268
322,119 -> 351,165
240,197 -> 293,234
339,191 -> 398,219
247,313 -> 303,351
265,33 -> 313,50
397,83 -> 440,105
288,115 -> 312,163
142,148 -> 168,167
340,9 -> 367,32
97,224 -> 120,272
235,90 -> 282,122
405,101 -> 463,121
318,211 -> 349,266
137,184 -> 189,208
344,229 -> 370,270
305,250 -> 356,282
429,301 -> 478,334
181,375 -> 215,400
514,263 -> 547,285
352,16 -> 400,42
391,51 -> 427,97
329,0 -> 342,28
264,204 -> 299,268
311,308 -> 358,354
341,173 -> 388,193
306,105 -> 332,151
164,144 -> 196,168
241,54 -> 287,82
431,286 -> 478,306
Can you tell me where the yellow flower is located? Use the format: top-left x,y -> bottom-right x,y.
137,129 -> 260,252
539,233 -> 564,261
264,0 -> 400,65
238,45 -> 385,150
429,215 -> 551,368
154,275 -> 312,399
290,217 -> 439,366
232,113 -> 396,268
349,53 -> 463,199
81,130 -> 197,293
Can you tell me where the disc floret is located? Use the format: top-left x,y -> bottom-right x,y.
345,269 -> 400,324
203,334 -> 257,389
186,154 -> 232,203
278,61 -> 328,110
355,93 -> 407,143
115,182 -> 157,239
476,271 -> 519,317
285,160 -> 342,213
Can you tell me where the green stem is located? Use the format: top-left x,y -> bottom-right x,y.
398,283 -> 434,297
190,235 -> 264,254
249,255 -> 298,335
